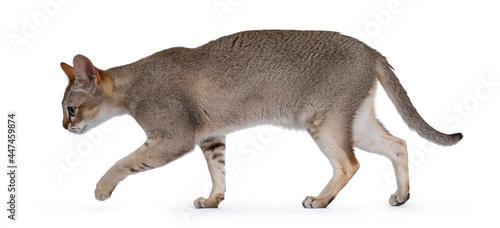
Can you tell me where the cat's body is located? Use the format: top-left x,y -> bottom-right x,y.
60,30 -> 462,208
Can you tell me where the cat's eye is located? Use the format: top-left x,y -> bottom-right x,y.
68,106 -> 76,117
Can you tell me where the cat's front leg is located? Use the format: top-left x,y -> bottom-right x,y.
95,138 -> 192,201
194,137 -> 226,208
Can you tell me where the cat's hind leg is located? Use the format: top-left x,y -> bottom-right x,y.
194,136 -> 226,208
353,94 -> 410,206
302,113 -> 360,208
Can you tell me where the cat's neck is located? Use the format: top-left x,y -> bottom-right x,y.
99,66 -> 135,115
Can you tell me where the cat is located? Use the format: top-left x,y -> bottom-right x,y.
60,30 -> 462,208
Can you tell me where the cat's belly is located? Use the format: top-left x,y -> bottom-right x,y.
196,113 -> 306,143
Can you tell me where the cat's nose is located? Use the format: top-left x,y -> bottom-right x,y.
63,122 -> 68,129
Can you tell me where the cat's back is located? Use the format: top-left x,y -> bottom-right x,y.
120,30 -> 373,82
195,30 -> 375,85
200,30 -> 367,55
191,30 -> 375,92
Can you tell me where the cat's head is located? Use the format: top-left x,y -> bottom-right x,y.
60,54 -> 116,134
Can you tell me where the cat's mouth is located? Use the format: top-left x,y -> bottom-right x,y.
68,125 -> 87,134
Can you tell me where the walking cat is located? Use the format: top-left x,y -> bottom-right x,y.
60,30 -> 462,208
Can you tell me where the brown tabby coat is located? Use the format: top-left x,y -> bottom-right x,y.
60,30 -> 462,208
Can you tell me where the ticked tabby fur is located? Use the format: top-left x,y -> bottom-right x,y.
60,30 -> 462,208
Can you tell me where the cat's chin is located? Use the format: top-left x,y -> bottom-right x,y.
82,125 -> 89,132
77,125 -> 89,134
68,125 -> 87,134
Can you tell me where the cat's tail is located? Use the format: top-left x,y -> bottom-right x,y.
374,55 -> 463,146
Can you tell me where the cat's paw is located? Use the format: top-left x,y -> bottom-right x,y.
94,183 -> 116,201
302,196 -> 330,208
389,192 -> 410,206
194,195 -> 224,209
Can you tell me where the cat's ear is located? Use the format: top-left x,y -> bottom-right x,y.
60,62 -> 75,81
73,54 -> 101,92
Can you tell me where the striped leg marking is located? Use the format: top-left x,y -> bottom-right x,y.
194,137 -> 226,208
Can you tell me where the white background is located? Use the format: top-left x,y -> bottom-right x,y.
1,0 -> 499,227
